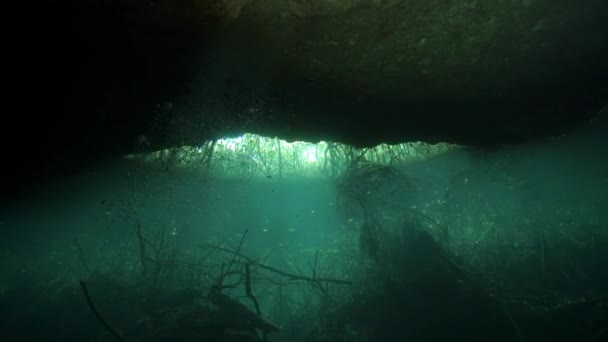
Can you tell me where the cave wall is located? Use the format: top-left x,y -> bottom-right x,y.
4,0 -> 607,195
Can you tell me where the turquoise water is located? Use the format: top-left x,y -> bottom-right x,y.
1,114 -> 607,342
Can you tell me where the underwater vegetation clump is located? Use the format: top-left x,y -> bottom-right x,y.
335,159 -> 414,259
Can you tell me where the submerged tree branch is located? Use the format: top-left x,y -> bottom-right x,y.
245,263 -> 262,316
79,280 -> 128,342
216,229 -> 248,289
200,243 -> 352,285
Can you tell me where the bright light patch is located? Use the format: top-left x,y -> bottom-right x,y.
217,135 -> 243,151
124,133 -> 459,179
302,145 -> 319,163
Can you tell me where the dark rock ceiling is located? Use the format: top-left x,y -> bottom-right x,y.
3,0 -> 607,197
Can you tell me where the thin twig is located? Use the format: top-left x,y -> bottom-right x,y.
74,238 -> 92,275
312,250 -> 319,280
79,280 -> 128,342
216,229 -> 248,288
135,223 -> 147,275
245,263 -> 262,316
201,244 -> 352,285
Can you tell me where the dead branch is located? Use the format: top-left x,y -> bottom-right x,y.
215,229 -> 248,290
135,223 -> 147,275
73,238 -> 92,275
79,280 -> 128,342
200,244 -> 352,286
245,263 -> 262,316
209,290 -> 280,334
312,250 -> 319,280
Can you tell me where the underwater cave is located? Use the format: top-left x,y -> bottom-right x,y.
1,1 -> 607,341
